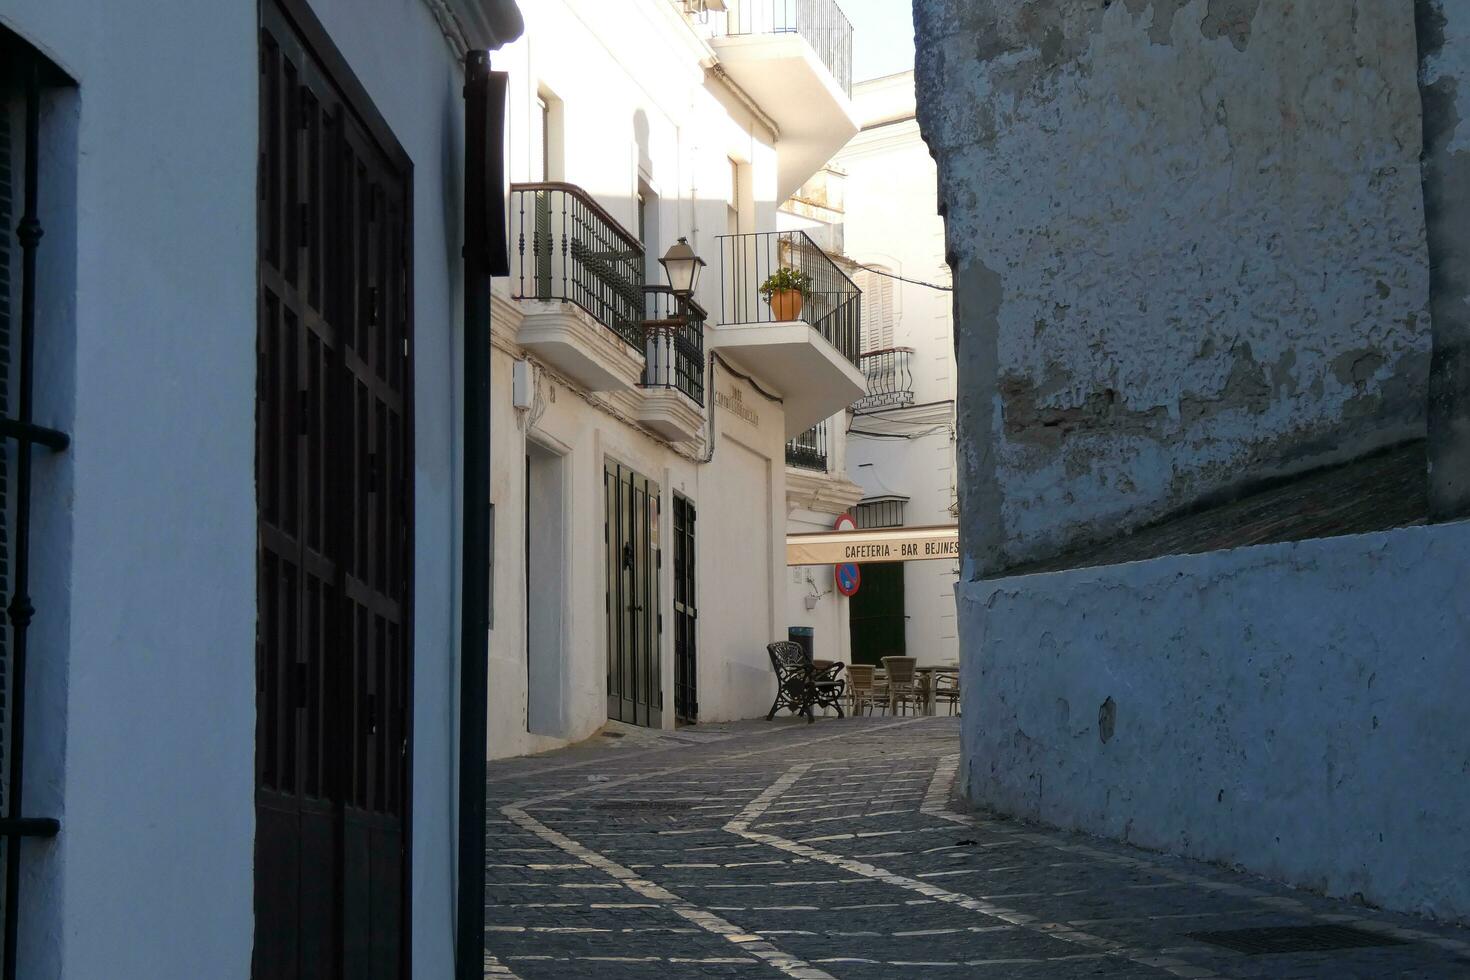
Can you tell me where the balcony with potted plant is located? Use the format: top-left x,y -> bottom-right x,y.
710,229 -> 866,436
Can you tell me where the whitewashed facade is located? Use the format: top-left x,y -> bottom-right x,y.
0,1 -> 520,974
780,71 -> 958,670
487,0 -> 862,754
0,0 -> 860,975
840,72 -> 958,669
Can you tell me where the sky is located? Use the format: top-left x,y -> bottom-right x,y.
842,0 -> 917,81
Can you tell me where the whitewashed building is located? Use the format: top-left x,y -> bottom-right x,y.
840,72 -> 958,669
484,0 -> 862,754
485,0 -> 858,758
0,0 -> 862,973
0,0 -> 534,975
778,71 -> 958,671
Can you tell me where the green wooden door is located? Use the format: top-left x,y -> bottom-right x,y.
848,562 -> 905,667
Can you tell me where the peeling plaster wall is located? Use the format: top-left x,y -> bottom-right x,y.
915,0 -> 1432,574
956,519 -> 1470,924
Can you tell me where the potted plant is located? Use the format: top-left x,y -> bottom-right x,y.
759,267 -> 812,321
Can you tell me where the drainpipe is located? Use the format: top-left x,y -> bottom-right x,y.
702,59 -> 780,141
458,49 -> 509,980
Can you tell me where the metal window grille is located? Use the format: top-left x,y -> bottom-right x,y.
640,286 -> 706,406
855,499 -> 905,529
0,34 -> 71,980
785,420 -> 829,471
0,60 -> 12,829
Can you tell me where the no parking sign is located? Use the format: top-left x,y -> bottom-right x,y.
834,514 -> 861,596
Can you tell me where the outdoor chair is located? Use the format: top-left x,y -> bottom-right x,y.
845,664 -> 882,716
880,656 -> 921,715
765,641 -> 846,723
934,671 -> 961,716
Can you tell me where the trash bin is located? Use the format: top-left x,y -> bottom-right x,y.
788,626 -> 815,662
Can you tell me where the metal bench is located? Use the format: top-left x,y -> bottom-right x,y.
765,641 -> 846,723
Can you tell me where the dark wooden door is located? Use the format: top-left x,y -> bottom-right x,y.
604,461 -> 660,727
256,3 -> 412,976
672,496 -> 697,724
849,562 -> 905,667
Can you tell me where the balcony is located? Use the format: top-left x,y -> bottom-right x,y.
638,286 -> 707,443
853,347 -> 915,413
509,183 -> 646,392
704,0 -> 860,200
711,230 -> 866,437
786,419 -> 829,472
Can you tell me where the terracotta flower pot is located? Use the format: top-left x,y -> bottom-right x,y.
768,288 -> 805,321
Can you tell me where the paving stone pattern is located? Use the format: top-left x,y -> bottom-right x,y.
484,717 -> 1470,978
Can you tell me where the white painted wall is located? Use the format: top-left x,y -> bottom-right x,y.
1,0 -> 474,973
497,0 -> 781,322
697,377 -> 788,721
485,315 -> 795,751
2,3 -> 256,975
838,72 -> 960,666
958,520 -> 1470,925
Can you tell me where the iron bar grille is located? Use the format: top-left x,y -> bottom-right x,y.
854,347 -> 915,412
0,38 -> 70,980
0,57 -> 12,827
641,286 -> 706,406
717,230 -> 861,365
855,499 -> 905,529
786,419 -> 829,471
509,182 -> 645,349
709,0 -> 854,96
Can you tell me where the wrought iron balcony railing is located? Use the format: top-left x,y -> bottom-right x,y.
708,0 -> 854,97
509,182 -> 645,349
854,347 -> 915,413
716,230 -> 861,366
786,419 -> 829,472
641,286 -> 707,406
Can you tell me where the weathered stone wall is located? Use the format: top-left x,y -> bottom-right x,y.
956,519 -> 1470,924
915,0 -> 1432,575
1419,0 -> 1470,519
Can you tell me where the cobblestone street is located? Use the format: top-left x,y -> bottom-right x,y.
483,718 -> 1470,978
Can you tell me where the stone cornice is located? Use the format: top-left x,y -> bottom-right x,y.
786,468 -> 865,516
423,0 -> 524,57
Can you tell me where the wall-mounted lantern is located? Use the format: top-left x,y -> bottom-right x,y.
659,237 -> 706,300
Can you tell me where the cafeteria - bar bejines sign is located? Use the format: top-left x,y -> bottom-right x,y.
785,526 -> 960,566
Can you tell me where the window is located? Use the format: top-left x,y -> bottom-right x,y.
537,95 -> 549,181
0,25 -> 74,966
638,178 -> 659,285
855,264 -> 896,351
536,87 -> 563,181
856,498 -> 906,529
727,158 -> 741,235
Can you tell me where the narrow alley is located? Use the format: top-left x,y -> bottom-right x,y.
483,719 -> 1470,978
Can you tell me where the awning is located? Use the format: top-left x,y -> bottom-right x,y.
786,524 -> 959,566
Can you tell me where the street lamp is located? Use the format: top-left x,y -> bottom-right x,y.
659,237 -> 706,300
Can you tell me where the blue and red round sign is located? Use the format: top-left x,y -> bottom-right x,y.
834,514 -> 861,597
